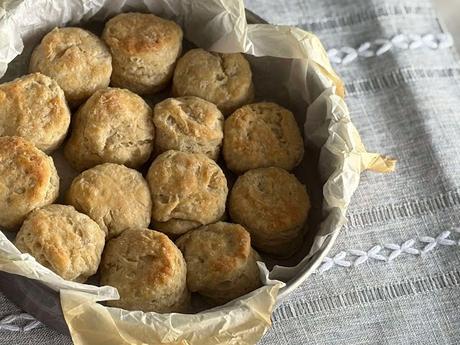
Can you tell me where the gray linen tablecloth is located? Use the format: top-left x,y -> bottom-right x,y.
1,0 -> 460,344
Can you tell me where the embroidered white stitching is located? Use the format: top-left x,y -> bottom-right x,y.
384,239 -> 419,262
328,33 -> 453,64
317,251 -> 352,273
0,313 -> 42,332
318,227 -> 460,273
349,245 -> 387,266
420,231 -> 456,254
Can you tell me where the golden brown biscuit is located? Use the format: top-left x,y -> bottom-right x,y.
15,204 -> 105,282
0,137 -> 59,231
172,49 -> 254,115
0,73 -> 71,153
64,88 -> 154,171
153,96 -> 224,160
29,27 -> 112,107
100,228 -> 190,313
223,102 -> 304,174
176,222 -> 261,304
228,167 -> 310,256
102,12 -> 183,95
147,150 -> 228,237
66,163 -> 151,239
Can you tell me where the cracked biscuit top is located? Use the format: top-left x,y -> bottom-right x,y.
0,136 -> 59,231
172,49 -> 254,115
0,73 -> 71,153
66,163 -> 152,238
64,87 -> 154,171
102,12 -> 183,95
147,150 -> 228,237
153,96 -> 224,160
15,204 -> 105,282
223,102 -> 304,174
228,167 -> 310,256
176,221 -> 261,304
101,228 -> 190,313
30,27 -> 112,107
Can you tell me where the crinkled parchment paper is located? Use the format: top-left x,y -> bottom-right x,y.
0,0 -> 396,344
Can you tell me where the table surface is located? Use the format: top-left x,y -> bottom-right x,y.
1,0 -> 460,344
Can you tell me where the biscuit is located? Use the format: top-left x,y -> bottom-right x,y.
223,102 -> 304,174
153,96 -> 224,160
66,163 -> 151,239
147,150 -> 228,237
15,204 -> 105,282
100,228 -> 190,312
228,167 -> 310,256
176,222 -> 261,304
102,12 -> 183,95
0,137 -> 59,231
64,88 -> 154,171
0,73 -> 71,153
172,49 -> 254,115
29,27 -> 112,107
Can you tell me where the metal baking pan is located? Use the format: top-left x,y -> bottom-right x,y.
0,8 -> 329,336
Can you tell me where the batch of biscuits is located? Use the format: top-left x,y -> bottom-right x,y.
0,12 -> 311,312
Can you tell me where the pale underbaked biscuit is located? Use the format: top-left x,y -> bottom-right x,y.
147,150 -> 228,237
223,102 -> 304,174
29,27 -> 112,107
229,167 -> 310,256
66,163 -> 151,239
15,204 -> 105,282
0,137 -> 59,231
101,228 -> 190,312
153,96 -> 224,160
102,12 -> 183,95
176,222 -> 261,305
0,73 -> 71,153
64,88 -> 154,171
172,49 -> 254,115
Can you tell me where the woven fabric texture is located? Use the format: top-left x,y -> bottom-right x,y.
1,0 -> 459,344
